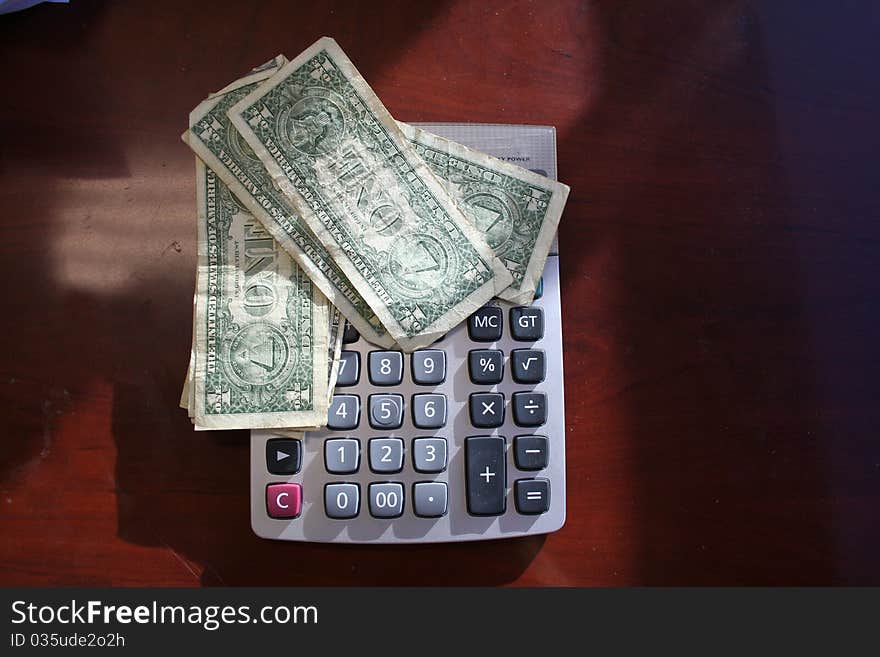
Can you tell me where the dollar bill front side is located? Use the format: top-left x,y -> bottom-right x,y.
227,37 -> 512,351
191,159 -> 329,430
399,122 -> 570,305
183,56 -> 394,348
182,299 -> 341,426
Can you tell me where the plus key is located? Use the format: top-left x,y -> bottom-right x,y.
465,436 -> 507,516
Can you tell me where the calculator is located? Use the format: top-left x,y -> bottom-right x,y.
250,124 -> 567,543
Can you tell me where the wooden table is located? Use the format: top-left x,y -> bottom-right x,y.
1,0 -> 878,585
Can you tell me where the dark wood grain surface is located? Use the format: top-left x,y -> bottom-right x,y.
1,0 -> 878,585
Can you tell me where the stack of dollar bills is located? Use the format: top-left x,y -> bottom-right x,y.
179,38 -> 569,431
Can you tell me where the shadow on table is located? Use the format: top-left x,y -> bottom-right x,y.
555,1 -> 864,583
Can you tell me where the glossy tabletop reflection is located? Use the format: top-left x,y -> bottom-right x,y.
1,0 -> 878,585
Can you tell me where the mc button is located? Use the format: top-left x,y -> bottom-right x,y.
468,306 -> 503,342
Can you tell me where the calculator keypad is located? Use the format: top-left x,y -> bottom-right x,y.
253,255 -> 566,543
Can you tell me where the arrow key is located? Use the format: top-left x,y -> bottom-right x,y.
266,438 -> 302,475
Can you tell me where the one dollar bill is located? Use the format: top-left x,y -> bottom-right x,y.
326,305 -> 344,396
399,122 -> 569,305
228,37 -> 512,351
189,159 -> 330,430
180,283 -> 343,427
182,56 -> 394,348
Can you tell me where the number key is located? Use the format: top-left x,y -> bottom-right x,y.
327,394 -> 360,430
369,437 -> 404,474
412,393 -> 447,429
369,482 -> 405,519
325,438 -> 360,474
368,350 -> 404,385
335,351 -> 360,387
412,437 -> 447,473
411,349 -> 446,385
368,394 -> 404,430
325,483 -> 360,519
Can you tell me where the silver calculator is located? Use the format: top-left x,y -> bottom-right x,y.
250,124 -> 567,543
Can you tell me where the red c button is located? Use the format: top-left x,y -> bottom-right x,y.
266,483 -> 302,519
